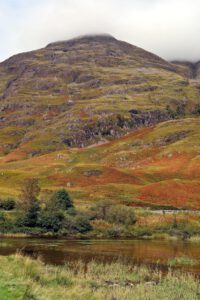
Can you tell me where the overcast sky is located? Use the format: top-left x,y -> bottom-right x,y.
0,0 -> 200,62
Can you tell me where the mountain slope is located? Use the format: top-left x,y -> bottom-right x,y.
0,34 -> 199,156
0,34 -> 200,209
0,117 -> 200,209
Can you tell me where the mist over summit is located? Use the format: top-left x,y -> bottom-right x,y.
1,0 -> 200,62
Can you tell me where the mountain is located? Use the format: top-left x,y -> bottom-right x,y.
0,34 -> 200,209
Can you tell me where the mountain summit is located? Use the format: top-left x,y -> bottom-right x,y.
46,34 -> 118,48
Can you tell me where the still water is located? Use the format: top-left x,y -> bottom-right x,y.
0,238 -> 200,274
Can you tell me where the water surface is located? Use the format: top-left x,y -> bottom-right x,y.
0,238 -> 200,274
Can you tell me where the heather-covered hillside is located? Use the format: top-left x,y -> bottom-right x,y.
0,35 -> 200,209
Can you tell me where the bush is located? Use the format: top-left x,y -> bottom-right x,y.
91,202 -> 137,229
0,198 -> 16,210
0,211 -> 5,222
38,210 -> 65,232
91,200 -> 113,219
62,214 -> 76,233
106,205 -> 137,226
107,227 -> 122,238
74,215 -> 92,233
131,226 -> 153,238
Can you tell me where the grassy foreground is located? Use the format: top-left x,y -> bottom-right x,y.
0,255 -> 199,300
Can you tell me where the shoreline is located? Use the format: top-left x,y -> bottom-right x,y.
0,232 -> 200,241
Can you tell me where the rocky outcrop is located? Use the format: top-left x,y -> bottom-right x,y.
129,109 -> 170,127
60,109 -> 174,148
153,130 -> 191,146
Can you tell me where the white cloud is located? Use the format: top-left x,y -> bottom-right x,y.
1,0 -> 200,61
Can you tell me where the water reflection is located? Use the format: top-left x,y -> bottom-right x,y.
0,238 -> 200,274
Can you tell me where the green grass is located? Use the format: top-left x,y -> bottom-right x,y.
0,254 -> 199,300
167,256 -> 199,267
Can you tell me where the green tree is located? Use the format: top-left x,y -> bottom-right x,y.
37,189 -> 74,232
51,189 -> 73,210
19,178 -> 40,227
23,201 -> 40,227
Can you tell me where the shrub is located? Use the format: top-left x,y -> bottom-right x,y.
62,214 -> 76,233
0,216 -> 18,233
107,227 -> 122,238
0,211 -> 5,222
91,200 -> 113,220
131,226 -> 153,237
74,215 -> 92,233
106,205 -> 137,226
0,198 -> 16,210
61,214 -> 92,234
4,198 -> 16,210
38,210 -> 65,232
91,201 -> 137,228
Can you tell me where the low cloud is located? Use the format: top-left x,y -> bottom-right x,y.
1,0 -> 200,62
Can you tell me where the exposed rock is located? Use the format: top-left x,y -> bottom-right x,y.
154,130 -> 191,146
83,170 -> 102,176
